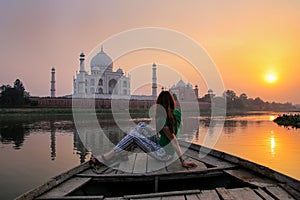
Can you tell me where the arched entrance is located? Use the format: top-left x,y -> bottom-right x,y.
108,79 -> 117,94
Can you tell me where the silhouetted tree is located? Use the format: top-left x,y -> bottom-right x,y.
223,90 -> 238,110
224,90 -> 237,101
0,79 -> 30,106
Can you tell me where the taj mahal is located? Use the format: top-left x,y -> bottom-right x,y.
73,47 -> 131,98
49,47 -> 199,102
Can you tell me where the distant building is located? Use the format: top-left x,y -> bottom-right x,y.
199,89 -> 215,102
50,67 -> 56,98
170,80 -> 198,101
152,63 -> 157,98
73,48 -> 130,98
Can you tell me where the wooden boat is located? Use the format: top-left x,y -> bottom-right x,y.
15,141 -> 300,200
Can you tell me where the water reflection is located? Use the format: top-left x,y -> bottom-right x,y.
269,115 -> 275,121
240,120 -> 248,129
180,117 -> 199,141
223,120 -> 237,134
0,121 -> 30,149
0,119 -> 90,163
73,130 -> 89,163
270,130 -> 276,157
50,121 -> 56,160
199,118 -> 248,135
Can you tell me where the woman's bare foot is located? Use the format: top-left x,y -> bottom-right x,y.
89,155 -> 101,165
89,154 -> 105,167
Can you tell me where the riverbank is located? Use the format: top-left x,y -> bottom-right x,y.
1,107 -> 298,120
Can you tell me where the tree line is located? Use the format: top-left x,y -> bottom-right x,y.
199,89 -> 296,112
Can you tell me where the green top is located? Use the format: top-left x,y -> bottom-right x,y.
157,108 -> 182,155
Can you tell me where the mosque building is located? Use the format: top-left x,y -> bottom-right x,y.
169,79 -> 199,101
73,48 -> 130,98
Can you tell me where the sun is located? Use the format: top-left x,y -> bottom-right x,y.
265,73 -> 277,83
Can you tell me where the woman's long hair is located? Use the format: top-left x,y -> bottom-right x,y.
156,91 -> 178,134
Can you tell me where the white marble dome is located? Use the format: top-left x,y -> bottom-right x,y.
90,49 -> 113,72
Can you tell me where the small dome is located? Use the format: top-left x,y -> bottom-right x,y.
176,80 -> 186,88
116,68 -> 123,74
187,82 -> 192,88
90,48 -> 113,72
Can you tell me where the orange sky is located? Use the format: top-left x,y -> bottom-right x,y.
0,1 -> 299,104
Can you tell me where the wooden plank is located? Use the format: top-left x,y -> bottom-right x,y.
133,197 -> 161,200
116,153 -> 136,174
37,177 -> 91,198
185,194 -> 200,200
147,155 -> 166,173
253,188 -> 274,200
15,162 -> 90,200
228,187 -> 262,200
278,183 -> 300,200
124,189 -> 201,199
77,168 -> 97,175
104,168 -> 118,174
77,169 -> 224,181
103,198 -> 124,200
224,169 -> 276,187
179,141 -> 230,167
197,190 -> 220,199
265,185 -> 295,200
184,148 -> 236,169
161,195 -> 185,200
215,187 -> 235,200
133,152 -> 148,173
37,196 -> 104,200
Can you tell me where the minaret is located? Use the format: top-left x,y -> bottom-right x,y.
79,52 -> 85,72
50,67 -> 56,98
194,85 -> 199,98
152,63 -> 157,97
78,53 -> 86,97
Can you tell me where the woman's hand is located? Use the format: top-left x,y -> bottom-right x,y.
181,160 -> 198,168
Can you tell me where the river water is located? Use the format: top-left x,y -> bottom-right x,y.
0,112 -> 299,199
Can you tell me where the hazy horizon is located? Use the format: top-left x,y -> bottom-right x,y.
0,1 -> 299,104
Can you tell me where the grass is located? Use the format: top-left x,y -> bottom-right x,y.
0,107 -> 151,121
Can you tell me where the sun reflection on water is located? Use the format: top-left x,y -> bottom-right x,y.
270,131 -> 276,157
269,115 -> 275,121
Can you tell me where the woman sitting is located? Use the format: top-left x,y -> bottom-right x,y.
90,90 -> 197,168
